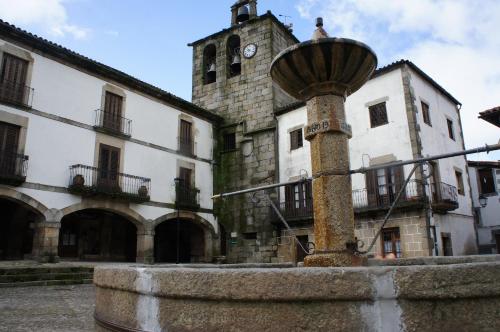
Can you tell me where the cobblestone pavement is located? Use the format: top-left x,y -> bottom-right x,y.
0,284 -> 95,332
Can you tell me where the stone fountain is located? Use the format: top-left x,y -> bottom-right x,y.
270,17 -> 377,267
94,20 -> 500,332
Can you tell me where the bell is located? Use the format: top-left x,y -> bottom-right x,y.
237,5 -> 249,23
207,63 -> 216,74
230,54 -> 241,73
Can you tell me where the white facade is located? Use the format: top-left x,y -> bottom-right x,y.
469,162 -> 500,253
277,62 -> 476,257
0,31 -> 219,262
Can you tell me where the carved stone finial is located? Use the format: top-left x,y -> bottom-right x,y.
312,17 -> 329,40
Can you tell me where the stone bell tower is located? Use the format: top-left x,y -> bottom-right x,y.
189,1 -> 298,263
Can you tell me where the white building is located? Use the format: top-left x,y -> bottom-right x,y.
0,19 -> 222,263
276,60 -> 476,259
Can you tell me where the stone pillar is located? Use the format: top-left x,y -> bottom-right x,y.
303,95 -> 363,267
32,209 -> 62,263
249,0 -> 257,19
136,226 -> 155,264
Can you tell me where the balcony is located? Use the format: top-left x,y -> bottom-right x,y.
271,199 -> 314,227
175,181 -> 200,211
0,79 -> 34,108
94,109 -> 132,138
0,151 -> 28,185
68,164 -> 150,203
178,137 -> 195,157
431,182 -> 459,213
352,180 -> 425,214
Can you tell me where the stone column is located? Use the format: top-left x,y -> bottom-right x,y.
32,209 -> 62,263
303,95 -> 363,267
136,226 -> 155,264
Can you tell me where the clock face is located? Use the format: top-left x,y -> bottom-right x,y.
243,43 -> 257,59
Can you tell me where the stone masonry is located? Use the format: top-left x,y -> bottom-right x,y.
190,11 -> 298,263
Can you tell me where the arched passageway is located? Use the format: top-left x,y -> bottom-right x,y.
154,219 -> 205,263
0,198 -> 41,260
58,209 -> 137,262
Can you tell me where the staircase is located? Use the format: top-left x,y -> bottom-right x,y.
0,266 -> 94,287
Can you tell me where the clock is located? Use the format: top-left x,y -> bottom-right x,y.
243,43 -> 258,59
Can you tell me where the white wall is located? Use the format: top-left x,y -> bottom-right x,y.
0,40 -> 216,228
469,165 -> 500,250
410,68 -> 472,216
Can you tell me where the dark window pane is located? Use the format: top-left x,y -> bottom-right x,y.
223,132 -> 236,151
455,170 -> 464,195
290,128 -> 303,150
478,168 -> 495,194
369,102 -> 388,128
421,101 -> 431,126
447,119 -> 455,140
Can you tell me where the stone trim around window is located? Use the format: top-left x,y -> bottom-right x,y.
0,109 -> 29,155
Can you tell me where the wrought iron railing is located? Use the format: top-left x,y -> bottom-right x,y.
352,179 -> 424,211
68,164 -> 150,202
175,181 -> 200,210
431,182 -> 459,211
0,79 -> 34,108
178,136 -> 195,157
94,109 -> 132,137
272,199 -> 314,221
0,150 -> 28,184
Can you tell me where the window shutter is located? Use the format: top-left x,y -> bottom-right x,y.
285,185 -> 294,210
110,149 -> 120,180
1,54 -> 28,85
0,122 -> 20,153
393,165 -> 405,199
290,131 -> 297,150
366,170 -> 377,206
179,167 -> 192,188
104,92 -> 123,131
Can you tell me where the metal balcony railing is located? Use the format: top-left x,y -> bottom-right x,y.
175,181 -> 200,211
0,150 -> 28,185
178,137 -> 195,157
431,181 -> 459,212
0,79 -> 34,108
94,109 -> 132,137
272,199 -> 314,222
68,164 -> 150,202
352,179 -> 424,212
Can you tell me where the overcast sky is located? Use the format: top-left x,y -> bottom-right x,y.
0,0 -> 498,160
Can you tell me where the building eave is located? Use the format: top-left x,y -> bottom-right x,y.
478,106 -> 500,128
188,11 -> 299,47
0,19 -> 223,125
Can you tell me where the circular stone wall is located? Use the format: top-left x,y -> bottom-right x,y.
94,257 -> 500,332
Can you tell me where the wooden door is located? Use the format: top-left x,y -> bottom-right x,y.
179,120 -> 193,154
103,92 -> 123,132
0,122 -> 20,176
98,144 -> 120,190
0,54 -> 28,104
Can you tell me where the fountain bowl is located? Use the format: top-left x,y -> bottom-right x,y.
270,38 -> 377,101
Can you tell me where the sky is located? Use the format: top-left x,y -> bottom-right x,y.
0,0 -> 498,160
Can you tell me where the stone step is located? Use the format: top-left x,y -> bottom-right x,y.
0,267 -> 94,276
0,272 -> 94,283
0,278 -> 93,288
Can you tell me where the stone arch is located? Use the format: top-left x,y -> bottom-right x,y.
153,211 -> 217,263
0,185 -> 48,218
203,43 -> 217,84
226,34 -> 241,78
153,211 -> 216,235
61,200 -> 146,234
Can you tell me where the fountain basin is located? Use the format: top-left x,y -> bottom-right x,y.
94,256 -> 500,331
270,38 -> 377,100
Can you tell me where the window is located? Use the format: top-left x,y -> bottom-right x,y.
179,120 -> 194,156
0,53 -> 29,106
455,170 -> 464,195
421,101 -> 431,126
227,35 -> 241,78
366,165 -> 404,207
369,102 -> 388,128
103,91 -> 123,132
478,168 -> 496,195
98,144 -> 120,190
178,167 -> 192,188
382,228 -> 401,258
290,128 -> 303,150
223,132 -> 236,151
203,44 -> 217,84
284,180 -> 312,213
447,119 -> 455,140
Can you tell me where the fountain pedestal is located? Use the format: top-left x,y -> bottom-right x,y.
302,94 -> 364,266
